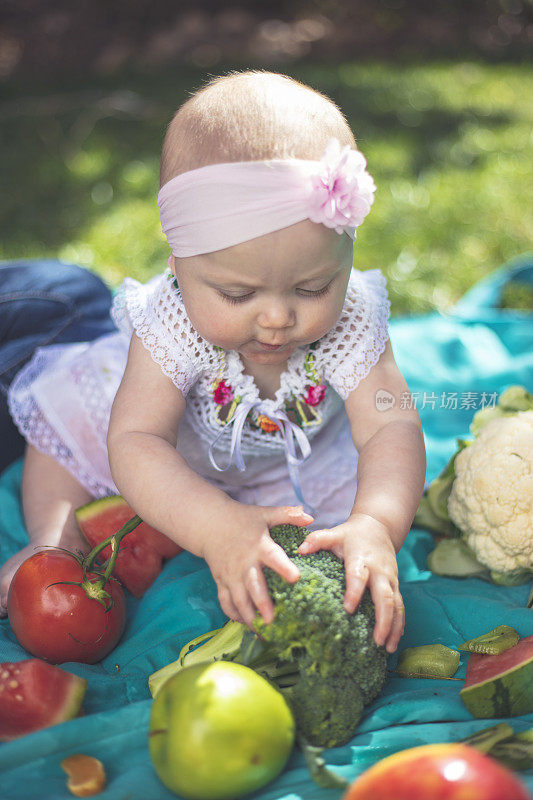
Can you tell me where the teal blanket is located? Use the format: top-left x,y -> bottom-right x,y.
1,256 -> 532,799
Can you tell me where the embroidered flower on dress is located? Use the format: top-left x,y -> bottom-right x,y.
213,380 -> 234,405
258,414 -> 280,433
304,384 -> 326,406
307,139 -> 376,234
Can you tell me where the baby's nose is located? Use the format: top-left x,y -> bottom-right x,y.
257,300 -> 295,329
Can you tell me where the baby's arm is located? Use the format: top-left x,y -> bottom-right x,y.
107,334 -> 312,627
298,341 -> 426,652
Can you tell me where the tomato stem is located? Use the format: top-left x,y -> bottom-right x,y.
46,515 -> 143,609
84,514 -> 143,589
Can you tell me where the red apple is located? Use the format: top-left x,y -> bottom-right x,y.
343,743 -> 531,800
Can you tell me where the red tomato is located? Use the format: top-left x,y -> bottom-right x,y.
7,550 -> 126,664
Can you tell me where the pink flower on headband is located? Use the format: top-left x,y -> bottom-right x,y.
307,139 -> 376,234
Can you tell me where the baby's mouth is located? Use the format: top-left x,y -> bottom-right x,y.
255,340 -> 289,351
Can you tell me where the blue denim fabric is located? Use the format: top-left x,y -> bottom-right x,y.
0,260 -> 116,472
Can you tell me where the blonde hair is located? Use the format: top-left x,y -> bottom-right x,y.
160,70 -> 356,188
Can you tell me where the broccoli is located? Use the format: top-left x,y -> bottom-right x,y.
149,524 -> 388,751
250,524 -> 387,748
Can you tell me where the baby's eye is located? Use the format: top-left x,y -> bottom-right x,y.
297,281 -> 332,299
218,291 -> 254,305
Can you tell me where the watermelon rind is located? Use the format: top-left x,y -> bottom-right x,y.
0,660 -> 88,742
48,671 -> 88,729
75,494 -> 127,524
460,636 -> 533,719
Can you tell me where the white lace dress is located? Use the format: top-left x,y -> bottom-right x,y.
8,267 -> 390,530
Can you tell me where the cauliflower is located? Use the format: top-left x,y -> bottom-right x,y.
447,411 -> 533,574
416,386 -> 533,586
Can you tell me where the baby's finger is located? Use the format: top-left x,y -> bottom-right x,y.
231,584 -> 259,630
298,529 -> 338,554
245,566 -> 275,625
343,556 -> 369,614
385,595 -> 405,653
369,575 -> 396,648
262,541 -> 300,583
217,585 -> 245,624
266,505 -> 314,528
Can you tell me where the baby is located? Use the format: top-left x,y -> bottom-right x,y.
2,71 -> 426,653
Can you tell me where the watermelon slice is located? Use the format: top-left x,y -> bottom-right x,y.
0,659 -> 87,742
460,634 -> 533,718
75,496 -> 182,598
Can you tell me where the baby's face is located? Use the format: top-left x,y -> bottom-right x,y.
172,220 -> 353,367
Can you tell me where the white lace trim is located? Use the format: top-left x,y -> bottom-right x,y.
317,268 -> 390,399
111,271 -> 215,396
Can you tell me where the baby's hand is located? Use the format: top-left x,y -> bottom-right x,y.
298,513 -> 404,653
201,503 -> 313,629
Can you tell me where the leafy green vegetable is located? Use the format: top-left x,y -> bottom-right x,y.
470,386 -> 533,436
489,569 -> 533,587
414,446 -> 465,536
460,723 -> 533,771
490,729 -> 533,771
459,722 -> 514,754
427,538 -> 491,579
298,740 -> 349,790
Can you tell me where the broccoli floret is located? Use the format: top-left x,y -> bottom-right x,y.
250,524 -> 388,748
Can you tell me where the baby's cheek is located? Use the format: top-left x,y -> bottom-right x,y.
192,309 -> 248,349
209,316 -> 246,345
302,303 -> 343,342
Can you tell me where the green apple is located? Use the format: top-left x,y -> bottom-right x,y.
148,660 -> 295,799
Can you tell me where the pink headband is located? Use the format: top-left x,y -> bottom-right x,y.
158,138 -> 376,257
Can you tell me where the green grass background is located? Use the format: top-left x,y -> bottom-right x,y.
2,60 -> 532,314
